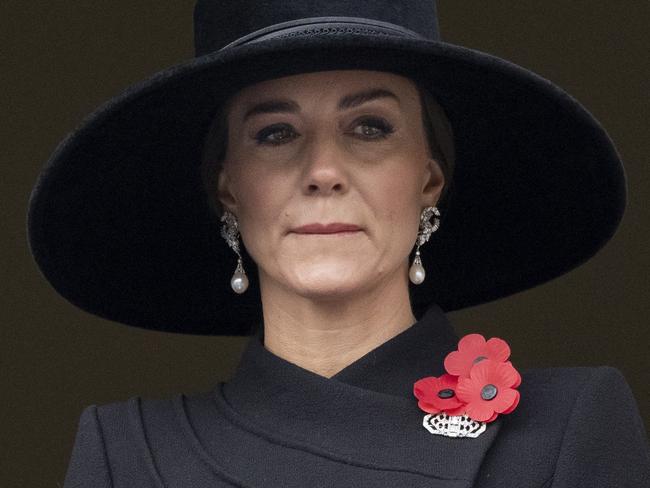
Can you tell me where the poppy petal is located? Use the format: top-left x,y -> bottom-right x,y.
439,373 -> 459,388
486,337 -> 511,362
444,405 -> 467,416
418,400 -> 441,414
510,366 -> 522,388
493,388 -> 518,413
499,389 -> 520,414
494,361 -> 519,387
465,401 -> 495,422
455,376 -> 481,403
469,359 -> 492,385
443,350 -> 469,376
458,333 -> 487,351
413,377 -> 439,401
484,412 -> 499,423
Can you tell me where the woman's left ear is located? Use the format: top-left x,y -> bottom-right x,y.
421,158 -> 445,206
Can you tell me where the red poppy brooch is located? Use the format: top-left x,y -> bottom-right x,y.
413,333 -> 521,438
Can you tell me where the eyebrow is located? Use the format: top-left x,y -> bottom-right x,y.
241,88 -> 400,122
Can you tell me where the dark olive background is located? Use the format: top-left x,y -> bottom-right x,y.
2,1 -> 648,485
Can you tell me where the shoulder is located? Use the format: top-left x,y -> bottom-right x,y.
517,366 -> 650,485
90,392 -> 177,430
496,365 -> 647,456
88,387 -> 218,446
67,388 -> 220,486
511,365 -> 648,465
521,363 -> 626,384
518,365 -> 644,416
72,394 -> 178,475
519,364 -> 630,396
475,366 -> 650,487
513,365 -> 640,423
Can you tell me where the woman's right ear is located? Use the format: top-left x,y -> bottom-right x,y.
216,166 -> 238,215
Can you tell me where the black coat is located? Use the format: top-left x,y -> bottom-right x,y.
63,304 -> 650,487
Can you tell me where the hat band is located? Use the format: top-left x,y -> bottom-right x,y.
219,16 -> 427,51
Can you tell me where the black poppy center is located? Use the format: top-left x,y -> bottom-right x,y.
481,384 -> 498,400
437,388 -> 455,399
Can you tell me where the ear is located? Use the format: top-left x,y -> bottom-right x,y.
216,165 -> 239,216
421,158 -> 445,207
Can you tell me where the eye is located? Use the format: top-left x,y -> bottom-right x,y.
255,123 -> 297,145
254,117 -> 395,146
352,117 -> 395,139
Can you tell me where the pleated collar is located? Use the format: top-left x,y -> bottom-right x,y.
215,302 -> 502,483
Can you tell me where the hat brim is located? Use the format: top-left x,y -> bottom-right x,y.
26,32 -> 626,335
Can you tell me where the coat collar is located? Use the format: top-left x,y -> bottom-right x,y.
216,302 -> 502,484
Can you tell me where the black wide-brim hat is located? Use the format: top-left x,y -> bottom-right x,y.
26,0 -> 627,336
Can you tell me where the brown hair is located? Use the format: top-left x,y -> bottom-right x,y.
199,80 -> 456,218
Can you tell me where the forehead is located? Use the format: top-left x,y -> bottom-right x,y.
227,69 -> 421,113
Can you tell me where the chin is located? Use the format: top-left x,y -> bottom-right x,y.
289,271 -> 368,298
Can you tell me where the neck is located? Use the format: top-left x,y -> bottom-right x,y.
258,265 -> 417,378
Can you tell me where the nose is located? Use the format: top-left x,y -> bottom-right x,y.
301,133 -> 349,197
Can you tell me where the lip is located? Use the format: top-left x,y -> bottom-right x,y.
291,223 -> 362,234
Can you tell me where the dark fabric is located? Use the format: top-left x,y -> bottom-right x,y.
193,0 -> 441,55
63,304 -> 650,487
26,1 -> 627,335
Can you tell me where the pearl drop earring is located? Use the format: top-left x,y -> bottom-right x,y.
220,210 -> 249,293
409,206 -> 440,285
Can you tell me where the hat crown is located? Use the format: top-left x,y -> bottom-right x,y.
193,0 -> 441,56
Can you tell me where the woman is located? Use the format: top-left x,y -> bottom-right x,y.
26,1 -> 649,487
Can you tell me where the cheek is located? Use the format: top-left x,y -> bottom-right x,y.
234,171 -> 289,252
370,170 -> 421,249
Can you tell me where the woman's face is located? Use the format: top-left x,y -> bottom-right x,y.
217,69 -> 444,302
